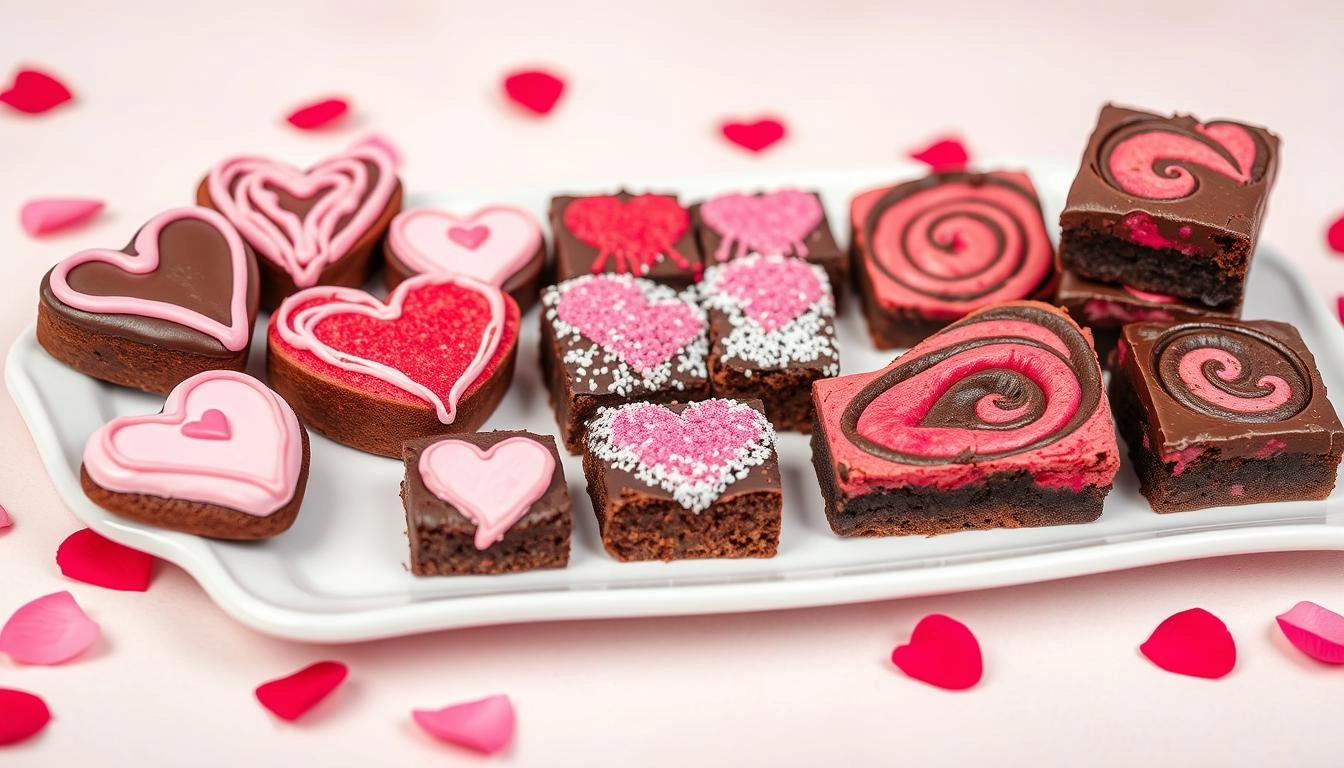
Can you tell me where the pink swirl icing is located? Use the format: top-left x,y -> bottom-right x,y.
1106,122 -> 1257,200
1177,347 -> 1292,413
699,189 -> 824,262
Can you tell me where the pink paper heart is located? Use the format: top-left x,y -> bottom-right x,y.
0,591 -> 99,665
555,275 -> 703,374
714,254 -> 823,333
20,197 -> 104,237
413,694 -> 515,755
390,207 -> 541,287
699,189 -> 823,262
419,437 -> 555,549
890,614 -> 983,690
181,408 -> 231,440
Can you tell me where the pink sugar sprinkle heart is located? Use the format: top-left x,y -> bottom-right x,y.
447,224 -> 490,250
1140,607 -> 1236,679
0,591 -> 99,666
908,136 -> 970,172
890,614 -> 983,690
0,68 -> 72,114
181,408 -> 231,440
1328,213 -> 1344,255
720,117 -> 786,153
699,189 -> 823,262
285,97 -> 349,130
413,694 -> 515,755
716,254 -> 823,333
255,661 -> 348,722
20,197 -> 104,237
555,275 -> 703,375
57,528 -> 154,591
503,69 -> 565,116
1276,601 -> 1344,664
0,688 -> 50,746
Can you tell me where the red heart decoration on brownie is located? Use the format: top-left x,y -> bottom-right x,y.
1140,607 -> 1236,679
719,117 -> 786,153
890,614 -> 983,690
0,67 -> 72,114
555,275 -> 703,374
448,224 -> 490,250
564,194 -> 691,276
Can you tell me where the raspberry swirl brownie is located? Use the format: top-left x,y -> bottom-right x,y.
811,301 -> 1119,536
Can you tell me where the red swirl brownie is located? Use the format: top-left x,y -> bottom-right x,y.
1110,318 -> 1344,512
851,171 -> 1058,349
811,301 -> 1119,536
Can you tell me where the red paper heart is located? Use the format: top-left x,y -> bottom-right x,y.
448,224 -> 490,250
285,97 -> 349,130
1140,607 -> 1236,679
56,528 -> 154,591
720,117 -> 786,153
890,614 -> 983,690
255,661 -> 348,721
564,194 -> 692,276
503,69 -> 565,116
908,136 -> 970,173
1328,213 -> 1344,255
0,688 -> 50,746
0,68 -> 72,114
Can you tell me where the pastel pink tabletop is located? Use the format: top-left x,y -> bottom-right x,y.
3,2 -> 1343,765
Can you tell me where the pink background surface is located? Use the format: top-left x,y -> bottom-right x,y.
3,1 -> 1344,765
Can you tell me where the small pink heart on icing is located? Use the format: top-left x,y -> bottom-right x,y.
447,224 -> 490,250
715,254 -> 822,333
181,409 -> 231,440
389,207 -> 541,287
555,275 -> 703,374
20,197 -> 104,237
419,436 -> 555,549
699,189 -> 824,261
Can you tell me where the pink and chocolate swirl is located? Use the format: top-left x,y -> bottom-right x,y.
1098,114 -> 1271,201
1152,323 -> 1309,423
840,303 -> 1102,465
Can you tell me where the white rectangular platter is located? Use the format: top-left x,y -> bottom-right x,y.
10,162 -> 1344,643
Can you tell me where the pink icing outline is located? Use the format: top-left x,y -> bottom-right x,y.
273,273 -> 506,425
206,144 -> 398,287
419,437 -> 555,550
387,205 -> 541,287
1178,348 -> 1292,413
699,189 -> 824,262
48,207 -> 252,351
81,370 -> 302,516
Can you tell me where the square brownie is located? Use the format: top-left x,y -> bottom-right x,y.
540,274 -> 710,453
690,188 -> 848,305
1110,318 -> 1344,513
1058,104 -> 1279,307
551,190 -> 702,289
699,253 -> 839,432
583,398 -> 782,561
811,301 -> 1118,536
401,431 -> 572,576
850,170 -> 1058,349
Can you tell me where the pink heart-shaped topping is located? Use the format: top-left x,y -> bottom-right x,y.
700,189 -> 824,262
448,224 -> 490,250
713,254 -> 823,333
181,408 -> 232,440
420,437 -> 555,549
390,207 -> 541,287
556,275 -> 703,375
890,614 -> 983,690
20,197 -> 104,237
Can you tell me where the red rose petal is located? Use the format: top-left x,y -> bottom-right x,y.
0,688 -> 50,746
1327,213 -> 1344,255
889,614 -> 983,690
0,68 -> 73,115
0,591 -> 99,666
1276,601 -> 1344,664
56,528 -> 155,592
0,503 -> 10,530
19,197 -> 104,237
908,136 -> 970,173
719,117 -> 787,154
413,694 -> 515,755
285,97 -> 349,130
1140,607 -> 1236,679
503,69 -> 565,116
255,661 -> 348,721
1337,296 -> 1344,325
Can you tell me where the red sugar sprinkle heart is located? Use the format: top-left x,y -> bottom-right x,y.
285,97 -> 349,130
413,694 -> 515,755
1140,607 -> 1236,679
255,661 -> 348,722
564,194 -> 693,276
1276,601 -> 1344,664
0,688 -> 51,746
720,117 -> 786,153
1328,213 -> 1344,255
0,68 -> 72,114
908,136 -> 970,173
57,528 -> 155,592
503,69 -> 565,116
890,614 -> 983,690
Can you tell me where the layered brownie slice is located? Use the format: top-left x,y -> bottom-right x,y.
583,398 -> 781,561
551,190 -> 702,289
1058,104 -> 1279,307
811,301 -> 1119,536
850,170 -> 1058,349
1110,318 -> 1344,513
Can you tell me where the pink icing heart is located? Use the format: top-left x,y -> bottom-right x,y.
181,409 -> 231,440
555,275 -> 703,375
699,189 -> 824,261
419,436 -> 555,549
389,207 -> 541,287
447,224 -> 490,250
714,254 -> 823,333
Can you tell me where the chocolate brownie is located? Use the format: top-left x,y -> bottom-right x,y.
1111,318 -> 1344,513
401,431 -> 572,576
1058,104 -> 1279,307
811,301 -> 1119,536
850,170 -> 1058,349
551,191 -> 702,289
583,399 -> 781,561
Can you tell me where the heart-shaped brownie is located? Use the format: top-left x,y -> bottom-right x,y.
388,206 -> 542,287
419,436 -> 556,549
699,189 -> 823,262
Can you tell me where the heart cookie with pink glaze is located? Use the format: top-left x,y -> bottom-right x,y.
80,370 -> 310,540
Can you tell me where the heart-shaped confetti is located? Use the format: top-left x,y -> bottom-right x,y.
19,197 -> 104,237
0,688 -> 50,746
1140,607 -> 1236,679
0,68 -> 72,114
0,591 -> 99,666
720,117 -> 786,153
56,529 -> 155,591
890,614 -> 983,690
255,661 -> 348,721
1276,601 -> 1344,664
908,136 -> 970,172
1328,213 -> 1344,255
503,69 -> 565,116
413,694 -> 515,755
285,97 -> 350,130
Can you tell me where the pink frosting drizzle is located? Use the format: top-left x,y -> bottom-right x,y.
714,253 -> 823,333
699,189 -> 824,261
1106,122 -> 1256,199
388,205 -> 541,287
48,207 -> 253,351
1178,347 -> 1292,413
419,437 -> 555,550
555,274 -> 704,375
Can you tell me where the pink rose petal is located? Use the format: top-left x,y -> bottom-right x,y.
908,136 -> 970,173
0,688 -> 51,746
0,503 -> 10,530
1327,213 -> 1344,255
57,528 -> 155,592
413,694 -> 515,755
1276,601 -> 1344,664
1140,607 -> 1236,679
20,197 -> 103,237
0,591 -> 100,665
351,133 -> 402,168
255,661 -> 348,721
0,67 -> 73,114
889,614 -> 983,690
285,97 -> 349,130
